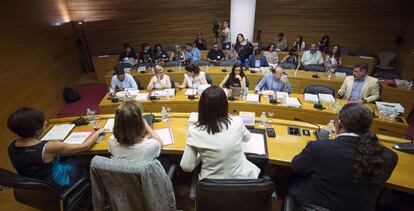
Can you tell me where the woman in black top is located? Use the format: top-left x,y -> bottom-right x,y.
7,107 -> 104,187
289,103 -> 398,211
193,33 -> 207,50
153,43 -> 169,65
118,43 -> 138,64
139,42 -> 154,65
234,33 -> 253,66
219,64 -> 249,88
318,35 -> 330,53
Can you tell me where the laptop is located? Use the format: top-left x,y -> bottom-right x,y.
231,87 -> 245,97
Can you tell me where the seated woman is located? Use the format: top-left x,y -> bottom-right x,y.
180,86 -> 260,179
169,44 -> 185,64
225,44 -> 239,61
292,35 -> 306,52
146,65 -> 172,91
318,35 -> 330,53
7,107 -> 104,187
139,43 -> 154,65
324,45 -> 342,73
193,33 -> 207,50
153,43 -> 169,65
219,64 -> 249,88
263,43 -> 279,66
175,65 -> 207,89
109,101 -> 163,162
288,103 -> 398,210
280,49 -> 299,70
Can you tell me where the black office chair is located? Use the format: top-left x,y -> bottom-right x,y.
0,168 -> 91,211
190,176 -> 276,211
335,67 -> 353,75
303,65 -> 325,72
304,85 -> 335,96
283,195 -> 330,211
133,76 -> 145,90
279,63 -> 297,70
205,74 -> 213,85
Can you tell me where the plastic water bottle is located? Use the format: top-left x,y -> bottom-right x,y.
259,112 -> 267,128
161,106 -> 168,121
326,120 -> 336,139
86,108 -> 95,121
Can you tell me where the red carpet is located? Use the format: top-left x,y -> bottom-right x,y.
58,84 -> 107,117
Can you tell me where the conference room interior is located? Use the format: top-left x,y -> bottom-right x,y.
1,0 -> 414,210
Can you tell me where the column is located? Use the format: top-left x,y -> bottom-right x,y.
230,0 -> 256,44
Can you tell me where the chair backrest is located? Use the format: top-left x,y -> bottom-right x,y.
90,156 -> 176,211
205,74 -> 213,85
165,60 -> 181,67
133,76 -> 144,90
304,85 -> 335,96
193,60 -> 210,66
303,65 -> 325,72
0,168 -> 62,211
280,63 -> 297,70
378,51 -> 397,67
196,178 -> 274,211
219,60 -> 237,67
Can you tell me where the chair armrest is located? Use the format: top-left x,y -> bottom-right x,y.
167,164 -> 177,180
189,171 -> 198,200
60,177 -> 90,199
262,175 -> 277,200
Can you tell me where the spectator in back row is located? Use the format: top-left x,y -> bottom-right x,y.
247,49 -> 269,68
221,20 -> 231,50
234,33 -> 253,66
274,33 -> 288,51
119,43 -> 138,64
318,35 -> 330,53
139,43 -> 154,65
207,43 -> 225,66
169,44 -> 185,63
300,43 -> 324,67
292,35 -> 306,51
110,64 -> 138,94
153,43 -> 169,65
184,43 -> 201,64
194,33 -> 207,50
325,45 -> 342,73
263,43 -> 279,66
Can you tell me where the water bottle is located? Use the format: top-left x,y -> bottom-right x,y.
326,120 -> 336,139
259,112 -> 267,128
86,108 -> 94,121
281,95 -> 287,105
327,71 -> 332,80
161,106 -> 168,121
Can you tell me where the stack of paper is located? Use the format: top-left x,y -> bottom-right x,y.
185,89 -> 198,96
318,94 -> 335,103
286,98 -> 302,108
116,91 -> 126,98
42,124 -> 75,141
135,93 -> 149,102
198,84 -> 211,93
376,101 -> 405,113
188,112 -> 199,123
154,128 -> 175,145
104,118 -> 115,132
243,133 -> 266,155
276,91 -> 289,99
239,112 -> 256,127
335,72 -> 347,78
63,131 -> 93,144
261,90 -> 274,96
164,88 -> 175,97
153,90 -> 165,96
304,93 -> 319,103
246,94 -> 260,103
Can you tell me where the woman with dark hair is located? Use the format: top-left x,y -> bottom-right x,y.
7,107 -> 104,187
324,44 -> 342,73
292,35 -> 305,51
219,64 -> 249,88
180,86 -> 260,179
274,32 -> 288,51
318,35 -> 330,53
263,43 -> 279,65
194,33 -> 207,50
175,65 -> 207,89
169,44 -> 185,63
153,43 -> 169,64
280,49 -> 299,66
139,42 -> 154,65
234,33 -> 253,66
288,103 -> 398,210
119,43 -> 138,64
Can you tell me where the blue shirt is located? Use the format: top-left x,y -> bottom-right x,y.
110,73 -> 138,93
185,48 -> 201,64
349,77 -> 365,100
255,73 -> 291,93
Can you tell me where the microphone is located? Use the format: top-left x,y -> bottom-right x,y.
149,82 -> 157,101
294,118 -> 330,140
188,82 -> 195,100
313,91 -> 323,110
378,128 -> 414,154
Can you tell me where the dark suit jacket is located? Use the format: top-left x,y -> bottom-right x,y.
247,55 -> 269,68
289,135 -> 398,211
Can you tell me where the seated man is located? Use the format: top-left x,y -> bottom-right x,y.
255,66 -> 291,93
184,42 -> 201,64
338,63 -> 379,103
300,43 -> 324,69
247,49 -> 269,68
110,64 -> 138,94
119,43 -> 138,64
207,43 -> 225,66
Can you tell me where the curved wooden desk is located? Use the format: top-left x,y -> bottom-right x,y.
48,113 -> 414,195
99,89 -> 408,138
104,67 -> 414,117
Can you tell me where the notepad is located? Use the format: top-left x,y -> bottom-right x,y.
286,98 -> 302,108
188,112 -> 198,123
185,89 -> 198,96
104,118 -> 115,132
243,133 -> 266,155
246,94 -> 260,103
41,124 -> 75,141
198,84 -> 211,93
261,90 -> 274,96
154,128 -> 174,145
239,112 -> 256,128
135,93 -> 149,102
318,94 -> 335,103
63,131 -> 94,144
304,93 -> 319,103
276,91 -> 289,99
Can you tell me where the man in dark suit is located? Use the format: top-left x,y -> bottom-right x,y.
288,103 -> 398,211
247,49 -> 269,68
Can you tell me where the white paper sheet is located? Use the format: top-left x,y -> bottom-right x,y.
276,91 -> 289,99
243,133 -> 266,155
335,72 -> 347,78
246,94 -> 260,103
104,118 -> 114,132
198,84 -> 211,93
239,112 -> 255,126
135,93 -> 149,102
261,90 -> 274,96
41,124 -> 75,141
185,89 -> 198,96
304,93 -> 319,103
63,131 -> 92,144
286,98 -> 302,108
318,94 -> 335,103
154,128 -> 174,145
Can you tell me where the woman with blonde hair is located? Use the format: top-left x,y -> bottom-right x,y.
147,65 -> 172,91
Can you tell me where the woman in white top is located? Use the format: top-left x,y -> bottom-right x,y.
324,45 -> 342,73
146,65 -> 172,91
109,101 -> 163,161
180,86 -> 260,180
263,43 -> 279,66
175,65 -> 207,89
292,35 -> 306,51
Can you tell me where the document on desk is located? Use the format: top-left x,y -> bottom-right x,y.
246,94 -> 260,103
154,128 -> 174,145
318,94 -> 335,103
261,90 -> 274,96
63,131 -> 93,144
104,118 -> 115,132
165,88 -> 176,96
276,91 -> 289,99
135,93 -> 149,102
41,124 -> 75,141
154,90 -> 165,96
286,98 -> 302,108
304,93 -> 319,103
243,133 -> 266,155
185,89 -> 198,96
239,112 -> 256,127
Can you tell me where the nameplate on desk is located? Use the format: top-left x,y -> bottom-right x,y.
246,94 -> 260,103
286,98 -> 302,108
135,93 -> 149,102
185,89 -> 198,96
304,93 -> 319,104
318,94 -> 335,103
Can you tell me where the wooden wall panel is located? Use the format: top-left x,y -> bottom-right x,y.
398,15 -> 414,80
0,0 -> 83,171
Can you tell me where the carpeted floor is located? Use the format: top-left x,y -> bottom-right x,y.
58,84 -> 107,117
